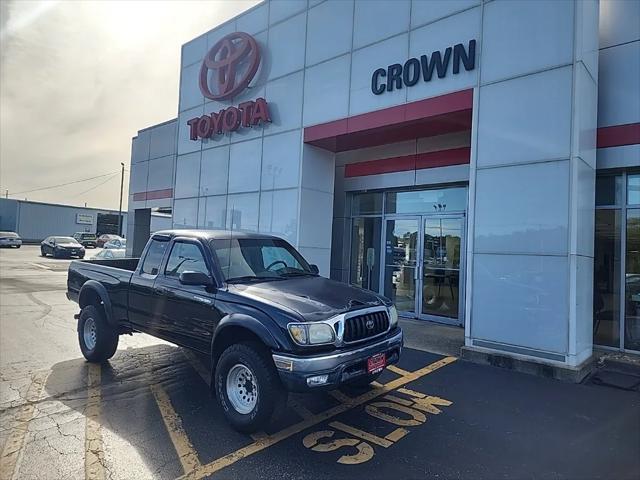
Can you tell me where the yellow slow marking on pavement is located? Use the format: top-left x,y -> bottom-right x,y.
384,427 -> 409,443
179,356 -> 457,479
150,383 -> 202,474
85,363 -> 105,480
0,371 -> 49,480
383,394 -> 414,407
329,421 -> 393,448
386,365 -> 412,377
396,387 -> 426,398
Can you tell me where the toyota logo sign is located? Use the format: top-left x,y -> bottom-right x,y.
199,32 -> 261,101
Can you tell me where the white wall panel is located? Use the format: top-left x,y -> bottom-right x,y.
599,0 -> 640,49
570,158 -> 595,257
206,20 -> 236,49
228,138 -> 263,193
180,62 -> 204,112
597,41 -> 640,127
353,0 -> 409,49
149,122 -> 176,160
267,12 -> 307,80
298,188 -> 333,248
261,130 -> 301,190
236,3 -> 269,34
350,34 -> 408,115
173,198 -> 199,229
306,0 -> 353,66
147,155 -> 175,192
573,62 -> 598,169
131,130 -> 150,164
200,146 -> 229,196
226,192 -> 260,231
301,144 -> 335,193
174,152 -> 201,199
411,0 -> 479,28
298,246 -> 331,276
481,0 -> 574,84
270,0 -> 308,25
181,34 -> 206,68
258,188 -> 299,243
130,162 -> 148,194
177,106 -> 203,155
264,71 -> 303,134
471,253 -> 569,354
407,7 -> 480,102
202,195 -> 228,229
477,66 -> 573,167
474,161 -> 570,256
575,0 -> 599,81
303,54 -> 351,126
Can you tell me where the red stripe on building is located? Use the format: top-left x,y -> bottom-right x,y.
344,147 -> 470,178
132,188 -> 173,201
304,89 -> 473,153
597,123 -> 640,148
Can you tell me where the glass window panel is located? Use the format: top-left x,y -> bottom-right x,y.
351,192 -> 383,215
141,239 -> 168,276
165,242 -> 208,277
593,209 -> 622,347
383,219 -> 419,313
350,217 -> 382,292
625,209 -> 640,351
173,198 -> 198,229
595,175 -> 623,206
627,174 -> 640,206
386,187 -> 467,214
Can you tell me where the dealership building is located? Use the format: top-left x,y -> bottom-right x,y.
127,0 -> 640,373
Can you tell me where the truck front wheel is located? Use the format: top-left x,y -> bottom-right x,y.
215,342 -> 286,433
78,305 -> 119,362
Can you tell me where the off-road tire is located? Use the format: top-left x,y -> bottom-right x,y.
78,305 -> 118,363
215,342 -> 287,433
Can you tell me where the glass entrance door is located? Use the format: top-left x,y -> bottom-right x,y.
382,215 -> 465,325
420,216 -> 464,324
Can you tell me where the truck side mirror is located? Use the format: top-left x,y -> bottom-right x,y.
309,264 -> 319,275
179,271 -> 212,286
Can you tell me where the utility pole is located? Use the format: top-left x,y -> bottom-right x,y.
117,162 -> 124,236
4,190 -> 7,198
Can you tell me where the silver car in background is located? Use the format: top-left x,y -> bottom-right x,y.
0,232 -> 22,248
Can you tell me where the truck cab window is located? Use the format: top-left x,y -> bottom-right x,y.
141,239 -> 168,275
165,242 -> 208,277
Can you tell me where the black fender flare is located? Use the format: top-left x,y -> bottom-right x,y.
78,281 -> 116,328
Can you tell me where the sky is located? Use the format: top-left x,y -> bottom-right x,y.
0,0 -> 258,210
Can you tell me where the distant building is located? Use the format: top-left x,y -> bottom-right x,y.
0,199 -> 127,242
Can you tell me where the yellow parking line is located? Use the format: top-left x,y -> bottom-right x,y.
150,383 -> 201,474
329,421 -> 393,448
85,363 -> 104,480
386,365 -> 412,377
0,371 -> 49,480
384,427 -> 409,443
180,356 -> 456,479
396,387 -> 426,399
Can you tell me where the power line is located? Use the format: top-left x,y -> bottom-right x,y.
6,170 -> 121,196
71,173 -> 120,199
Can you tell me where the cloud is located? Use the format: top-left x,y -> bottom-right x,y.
0,0 -> 257,209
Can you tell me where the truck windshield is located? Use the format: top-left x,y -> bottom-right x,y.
211,238 -> 314,282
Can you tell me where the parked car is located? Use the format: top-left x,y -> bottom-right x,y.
42,236 -> 85,258
96,234 -> 122,248
92,248 -> 126,259
0,231 -> 22,248
67,230 -> 402,432
104,238 -> 126,249
73,232 -> 97,248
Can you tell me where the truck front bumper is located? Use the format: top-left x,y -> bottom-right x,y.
272,327 -> 403,392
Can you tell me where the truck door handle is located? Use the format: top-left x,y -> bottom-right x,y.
154,286 -> 171,295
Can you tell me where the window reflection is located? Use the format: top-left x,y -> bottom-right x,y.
625,209 -> 640,351
627,174 -> 640,206
386,187 -> 467,214
350,217 -> 381,292
593,210 -> 621,347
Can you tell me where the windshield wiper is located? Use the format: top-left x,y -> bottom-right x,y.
279,271 -> 316,277
226,275 -> 284,283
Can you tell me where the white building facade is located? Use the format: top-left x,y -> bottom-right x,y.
128,0 -> 640,372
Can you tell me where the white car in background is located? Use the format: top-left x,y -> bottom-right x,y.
0,232 -> 22,248
92,248 -> 126,259
103,238 -> 126,249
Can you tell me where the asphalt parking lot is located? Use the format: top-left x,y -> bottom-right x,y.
1,246 -> 639,480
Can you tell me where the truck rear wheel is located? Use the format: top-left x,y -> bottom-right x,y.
78,305 -> 118,363
215,342 -> 286,433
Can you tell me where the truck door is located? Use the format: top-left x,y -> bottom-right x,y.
152,238 -> 217,353
128,235 -> 170,333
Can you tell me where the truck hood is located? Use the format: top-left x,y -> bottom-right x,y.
229,276 -> 388,322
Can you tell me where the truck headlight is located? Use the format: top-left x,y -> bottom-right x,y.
288,323 -> 335,345
389,305 -> 398,327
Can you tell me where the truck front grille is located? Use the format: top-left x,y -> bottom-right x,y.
343,310 -> 389,343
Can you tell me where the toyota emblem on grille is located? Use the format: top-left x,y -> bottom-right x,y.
366,319 -> 375,330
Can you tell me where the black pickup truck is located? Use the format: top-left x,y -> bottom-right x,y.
67,230 -> 403,432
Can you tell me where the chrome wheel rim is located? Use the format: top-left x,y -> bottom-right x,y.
226,364 -> 258,414
83,317 -> 97,351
